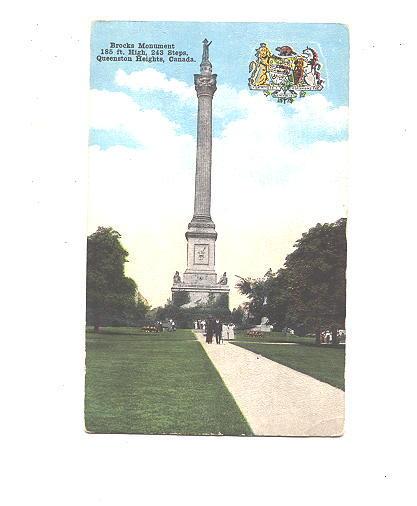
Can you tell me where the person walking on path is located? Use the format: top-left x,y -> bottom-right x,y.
215,318 -> 223,344
227,322 -> 235,340
206,317 -> 214,344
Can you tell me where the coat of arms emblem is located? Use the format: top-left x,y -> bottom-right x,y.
249,43 -> 324,103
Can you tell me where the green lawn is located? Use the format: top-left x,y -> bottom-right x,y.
235,330 -> 316,345
232,342 -> 345,390
85,328 -> 252,435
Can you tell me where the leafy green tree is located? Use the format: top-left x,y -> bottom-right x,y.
236,219 -> 347,343
236,269 -> 275,324
284,218 -> 346,343
134,292 -> 151,322
86,227 -> 149,330
172,291 -> 190,307
231,306 -> 245,327
216,293 -> 229,309
264,268 -> 290,330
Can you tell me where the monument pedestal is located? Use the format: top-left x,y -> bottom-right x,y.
173,213 -> 229,307
172,282 -> 229,308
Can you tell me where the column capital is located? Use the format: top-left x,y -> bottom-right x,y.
194,73 -> 217,97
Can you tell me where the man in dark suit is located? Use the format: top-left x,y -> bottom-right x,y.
206,317 -> 214,344
214,318 -> 223,344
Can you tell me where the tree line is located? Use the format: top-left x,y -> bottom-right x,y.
86,218 -> 346,339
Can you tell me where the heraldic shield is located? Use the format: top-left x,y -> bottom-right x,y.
249,43 -> 324,103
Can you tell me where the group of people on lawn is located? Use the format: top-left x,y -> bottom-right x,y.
194,317 -> 235,344
320,329 -> 345,344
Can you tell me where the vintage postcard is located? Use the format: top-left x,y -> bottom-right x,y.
85,21 -> 348,436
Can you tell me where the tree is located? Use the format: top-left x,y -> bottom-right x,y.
216,293 -> 229,309
134,291 -> 151,323
282,219 -> 346,343
172,291 -> 190,307
236,270 -> 270,324
231,306 -> 245,327
264,268 -> 290,330
86,227 -> 149,330
236,218 -> 347,342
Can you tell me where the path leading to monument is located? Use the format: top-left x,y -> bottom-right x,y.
194,332 -> 344,436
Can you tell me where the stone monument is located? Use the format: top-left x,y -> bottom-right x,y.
251,317 -> 273,333
171,40 -> 230,308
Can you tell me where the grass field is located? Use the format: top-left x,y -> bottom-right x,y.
234,330 -> 316,345
85,328 -> 252,435
232,342 -> 345,390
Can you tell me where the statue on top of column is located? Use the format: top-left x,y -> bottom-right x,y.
202,39 -> 212,62
200,39 -> 213,74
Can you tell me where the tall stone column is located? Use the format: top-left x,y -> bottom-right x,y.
192,45 -> 216,221
172,40 -> 229,309
190,39 -> 217,226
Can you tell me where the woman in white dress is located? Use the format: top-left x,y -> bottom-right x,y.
222,323 -> 228,341
227,323 -> 235,340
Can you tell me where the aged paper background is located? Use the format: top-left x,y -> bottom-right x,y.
1,0 -> 415,505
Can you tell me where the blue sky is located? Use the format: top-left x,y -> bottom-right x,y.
90,21 -> 348,144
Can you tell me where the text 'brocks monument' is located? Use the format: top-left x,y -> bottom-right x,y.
171,40 -> 229,308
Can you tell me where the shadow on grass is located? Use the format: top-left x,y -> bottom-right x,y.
296,343 -> 346,350
87,329 -> 156,337
87,327 -> 157,336
86,327 -> 196,342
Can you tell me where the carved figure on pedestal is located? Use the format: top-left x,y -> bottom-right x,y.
218,272 -> 228,285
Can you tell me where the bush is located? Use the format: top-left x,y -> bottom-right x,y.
172,291 -> 190,307
155,303 -> 232,328
246,330 -> 263,338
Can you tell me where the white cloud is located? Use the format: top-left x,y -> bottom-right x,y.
90,88 -> 189,149
113,69 -> 349,134
287,94 -> 349,136
212,84 -> 242,118
115,68 -> 195,103
88,77 -> 348,308
214,89 -> 348,143
114,69 -> 253,120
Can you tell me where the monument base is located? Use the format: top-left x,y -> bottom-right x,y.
171,282 -> 229,308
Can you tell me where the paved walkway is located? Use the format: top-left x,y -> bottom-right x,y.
195,332 -> 344,436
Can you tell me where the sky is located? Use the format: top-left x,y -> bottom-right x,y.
88,21 -> 349,309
